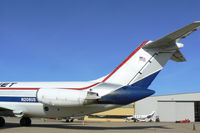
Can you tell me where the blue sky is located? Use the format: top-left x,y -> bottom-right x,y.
0,0 -> 200,95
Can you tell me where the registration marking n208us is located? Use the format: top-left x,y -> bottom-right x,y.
21,97 -> 37,102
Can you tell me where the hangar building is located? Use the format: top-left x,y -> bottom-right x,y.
135,92 -> 200,122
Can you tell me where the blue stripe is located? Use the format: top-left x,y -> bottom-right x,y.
100,71 -> 160,104
0,97 -> 38,103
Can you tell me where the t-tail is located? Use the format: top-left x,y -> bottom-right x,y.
99,21 -> 200,104
147,111 -> 155,118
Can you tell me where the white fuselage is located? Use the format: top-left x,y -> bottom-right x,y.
126,112 -> 155,122
0,41 -> 173,118
0,81 -> 122,118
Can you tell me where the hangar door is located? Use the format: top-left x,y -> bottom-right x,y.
175,102 -> 194,122
158,101 -> 194,122
157,101 -> 176,122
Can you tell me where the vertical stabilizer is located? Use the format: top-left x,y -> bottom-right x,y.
101,22 -> 200,86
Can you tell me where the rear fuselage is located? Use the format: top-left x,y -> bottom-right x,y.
0,41 -> 174,118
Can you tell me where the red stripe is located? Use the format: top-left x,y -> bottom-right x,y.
0,83 -> 100,90
62,82 -> 100,90
0,41 -> 148,91
102,41 -> 149,82
0,88 -> 39,90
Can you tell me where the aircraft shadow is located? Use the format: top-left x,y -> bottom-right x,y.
1,122 -> 171,130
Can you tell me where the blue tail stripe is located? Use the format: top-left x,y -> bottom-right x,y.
100,71 -> 160,104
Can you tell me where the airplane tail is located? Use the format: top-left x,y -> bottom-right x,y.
96,22 -> 200,104
101,40 -> 166,86
149,111 -> 155,116
100,21 -> 200,87
147,111 -> 155,118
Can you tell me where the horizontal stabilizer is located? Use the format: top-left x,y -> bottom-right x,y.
143,21 -> 200,49
170,49 -> 186,62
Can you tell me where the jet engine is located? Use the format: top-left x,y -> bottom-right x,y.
37,88 -> 100,107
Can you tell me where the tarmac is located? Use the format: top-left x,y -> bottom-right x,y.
0,117 -> 200,133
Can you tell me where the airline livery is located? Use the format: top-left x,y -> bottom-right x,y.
0,22 -> 200,127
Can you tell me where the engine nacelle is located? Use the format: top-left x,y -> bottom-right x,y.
37,88 -> 99,107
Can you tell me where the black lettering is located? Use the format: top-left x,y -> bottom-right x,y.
0,83 -> 9,87
9,83 -> 17,87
